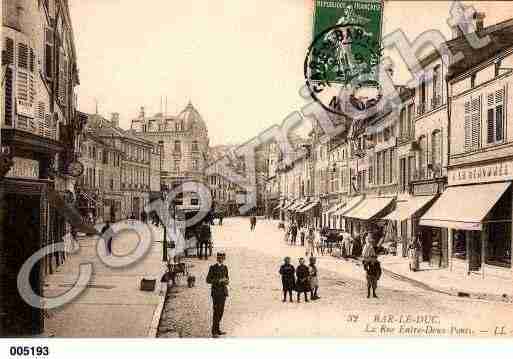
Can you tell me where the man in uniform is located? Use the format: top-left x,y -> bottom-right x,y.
206,252 -> 229,338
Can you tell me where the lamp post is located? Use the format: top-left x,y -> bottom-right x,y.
161,189 -> 168,262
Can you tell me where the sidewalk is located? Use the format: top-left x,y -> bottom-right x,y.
377,255 -> 513,302
43,223 -> 167,337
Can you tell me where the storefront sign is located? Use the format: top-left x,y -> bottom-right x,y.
413,182 -> 440,196
5,157 -> 39,179
449,161 -> 513,186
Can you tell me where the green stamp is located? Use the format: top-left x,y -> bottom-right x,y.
305,0 -> 384,117
308,0 -> 383,86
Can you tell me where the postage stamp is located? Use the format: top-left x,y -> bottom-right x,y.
306,0 -> 384,120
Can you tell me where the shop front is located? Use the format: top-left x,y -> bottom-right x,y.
342,196 -> 395,239
296,199 -> 320,228
383,194 -> 439,260
420,179 -> 512,278
325,200 -> 346,229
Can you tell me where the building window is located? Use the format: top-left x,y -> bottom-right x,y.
464,96 -> 481,151
376,152 -> 382,185
192,159 -> 199,171
192,141 -> 199,152
407,103 -> 414,135
382,150 -> 387,185
432,65 -> 440,108
419,76 -> 426,115
486,89 -> 505,144
174,160 -> 180,172
418,136 -> 427,179
431,130 -> 442,175
389,148 -> 395,184
471,73 -> 476,88
400,158 -> 407,192
174,140 -> 181,152
399,108 -> 406,137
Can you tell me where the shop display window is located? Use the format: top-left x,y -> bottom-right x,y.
486,222 -> 511,267
452,230 -> 467,260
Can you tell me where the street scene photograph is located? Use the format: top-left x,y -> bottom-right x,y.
2,0 -> 513,353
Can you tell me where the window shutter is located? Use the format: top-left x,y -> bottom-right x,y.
4,67 -> 14,126
45,28 -> 54,78
29,48 -> 35,73
464,100 -> 471,150
496,88 -> 505,142
58,51 -> 66,105
4,37 -> 14,64
471,97 -> 481,148
487,93 -> 495,144
17,43 -> 29,69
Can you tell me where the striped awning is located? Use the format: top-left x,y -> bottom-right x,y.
298,201 -> 319,213
282,200 -> 297,210
326,202 -> 345,215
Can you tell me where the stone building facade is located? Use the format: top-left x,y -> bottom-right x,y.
84,113 -> 161,220
76,129 -> 123,222
130,102 -> 209,208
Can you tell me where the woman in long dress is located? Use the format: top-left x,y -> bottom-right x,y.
408,236 -> 421,271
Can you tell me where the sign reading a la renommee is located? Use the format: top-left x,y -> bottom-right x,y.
449,160 -> 513,186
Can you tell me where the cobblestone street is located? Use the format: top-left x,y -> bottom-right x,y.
158,218 -> 513,338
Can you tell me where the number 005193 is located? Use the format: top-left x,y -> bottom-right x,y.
9,346 -> 49,356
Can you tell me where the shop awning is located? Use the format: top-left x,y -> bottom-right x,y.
282,200 -> 296,210
343,197 -> 394,220
337,195 -> 366,216
298,201 -> 319,213
333,203 -> 351,216
289,199 -> 308,211
384,195 -> 435,222
326,202 -> 345,215
419,182 -> 510,231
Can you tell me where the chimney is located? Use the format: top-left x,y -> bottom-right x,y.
451,11 -> 486,39
111,112 -> 120,128
139,106 -> 145,119
473,12 -> 485,33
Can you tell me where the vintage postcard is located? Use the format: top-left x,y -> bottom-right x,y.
2,0 -> 513,353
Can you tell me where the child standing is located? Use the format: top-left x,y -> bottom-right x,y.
295,258 -> 310,303
363,255 -> 382,298
300,226 -> 306,247
309,257 -> 320,300
279,257 -> 295,302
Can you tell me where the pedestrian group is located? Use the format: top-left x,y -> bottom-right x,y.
279,256 -> 320,303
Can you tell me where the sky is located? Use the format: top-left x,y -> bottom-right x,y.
69,0 -> 513,146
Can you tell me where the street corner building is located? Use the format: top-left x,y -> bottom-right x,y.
130,103 -> 209,209
1,0 -> 83,336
